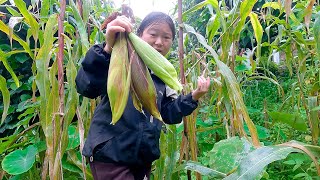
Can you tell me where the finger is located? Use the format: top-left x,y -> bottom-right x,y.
107,26 -> 126,34
118,15 -> 134,26
114,16 -> 132,32
198,77 -> 209,91
108,18 -> 132,32
197,77 -> 203,89
199,76 -> 206,86
206,77 -> 210,87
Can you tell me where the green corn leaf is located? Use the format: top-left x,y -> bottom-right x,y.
307,97 -> 319,144
249,12 -> 263,45
154,132 -> 166,180
6,6 -> 21,17
0,50 -> 20,87
207,0 -> 218,9
0,20 -> 32,58
297,143 -> 320,158
269,111 -> 308,132
293,31 -> 306,45
0,75 -> 10,125
185,24 -> 260,147
282,141 -> 320,174
174,161 -> 226,178
62,158 -> 82,174
70,0 -> 89,55
61,58 -> 79,153
216,59 -> 260,147
243,76 -> 284,97
311,106 -> 320,111
65,58 -> 78,126
289,12 -> 300,25
0,0 -> 7,5
165,125 -> 178,179
35,14 -> 57,140
0,135 -> 17,154
13,0 -> 39,41
185,24 -> 216,56
45,60 -> 59,174
314,13 -> 320,60
40,0 -> 50,17
233,0 -> 258,39
249,12 -> 263,68
82,0 -> 92,24
262,2 -> 281,10
206,14 -> 220,45
224,146 -> 301,180
244,125 -> 270,140
284,42 -> 293,76
183,0 -> 218,20
66,125 -> 80,150
35,13 -> 57,99
182,0 -> 208,20
5,50 -> 26,57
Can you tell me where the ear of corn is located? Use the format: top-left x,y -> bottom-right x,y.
107,32 -> 181,125
129,51 -> 143,113
107,32 -> 131,125
128,32 -> 183,92
128,40 -> 162,121
130,84 -> 143,113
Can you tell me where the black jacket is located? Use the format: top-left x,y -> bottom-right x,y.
75,44 -> 198,165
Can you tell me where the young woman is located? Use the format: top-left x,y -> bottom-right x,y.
76,12 -> 210,180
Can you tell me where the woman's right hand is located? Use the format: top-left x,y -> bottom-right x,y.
103,16 -> 133,53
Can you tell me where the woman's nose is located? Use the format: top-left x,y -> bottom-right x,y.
154,37 -> 163,46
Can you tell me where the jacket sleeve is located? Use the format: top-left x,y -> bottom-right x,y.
75,43 -> 111,99
160,88 -> 198,124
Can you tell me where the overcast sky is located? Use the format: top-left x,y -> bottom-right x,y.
113,0 -> 177,19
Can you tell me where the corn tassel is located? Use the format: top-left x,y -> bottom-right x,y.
128,33 -> 183,92
107,32 -> 131,125
128,40 -> 163,121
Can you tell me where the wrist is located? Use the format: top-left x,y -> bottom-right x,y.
191,91 -> 200,101
103,44 -> 112,54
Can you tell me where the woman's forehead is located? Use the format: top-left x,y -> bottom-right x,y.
145,22 -> 172,35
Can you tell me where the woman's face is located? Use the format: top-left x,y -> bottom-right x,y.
140,21 -> 173,56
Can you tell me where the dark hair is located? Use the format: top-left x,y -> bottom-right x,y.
137,12 -> 175,40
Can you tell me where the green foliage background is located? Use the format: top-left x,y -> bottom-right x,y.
0,0 -> 319,179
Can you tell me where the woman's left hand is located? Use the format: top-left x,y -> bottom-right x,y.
191,76 -> 210,101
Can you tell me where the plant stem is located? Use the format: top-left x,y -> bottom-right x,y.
178,0 -> 192,179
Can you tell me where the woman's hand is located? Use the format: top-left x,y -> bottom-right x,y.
104,16 -> 133,53
191,76 -> 210,101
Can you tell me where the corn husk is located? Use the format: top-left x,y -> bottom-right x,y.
107,32 -> 131,125
128,32 -> 183,92
128,40 -> 162,121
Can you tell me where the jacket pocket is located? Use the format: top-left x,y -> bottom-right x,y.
93,137 -> 114,156
139,122 -> 161,164
93,130 -> 141,165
